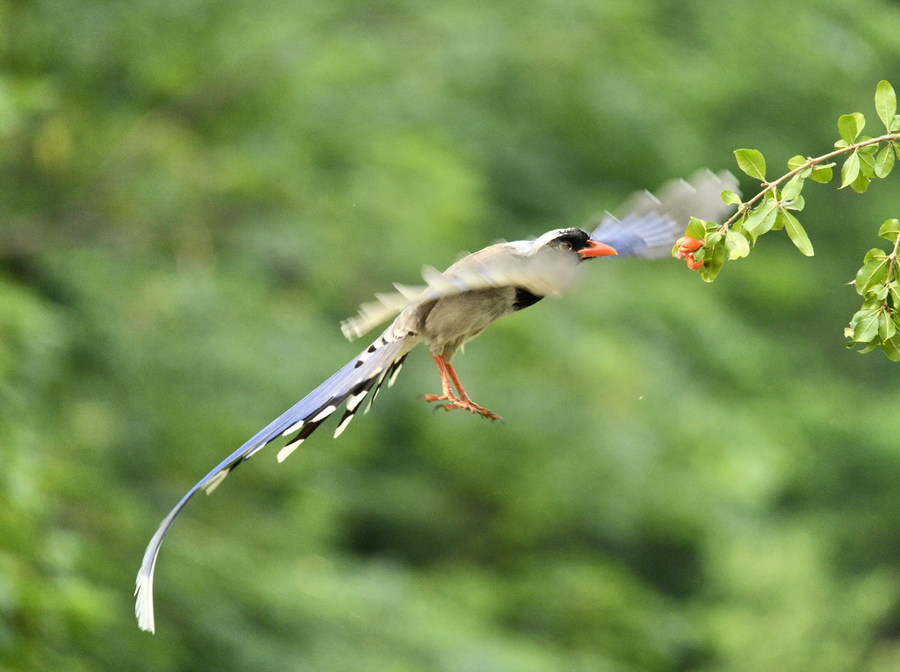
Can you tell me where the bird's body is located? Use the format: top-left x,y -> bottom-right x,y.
135,170 -> 738,632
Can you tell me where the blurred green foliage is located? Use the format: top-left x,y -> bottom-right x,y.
2,1 -> 900,670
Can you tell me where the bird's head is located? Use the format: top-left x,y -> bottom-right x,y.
531,228 -> 618,260
502,227 -> 619,299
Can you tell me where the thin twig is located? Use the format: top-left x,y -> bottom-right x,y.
719,132 -> 900,234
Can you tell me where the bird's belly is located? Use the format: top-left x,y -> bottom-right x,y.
421,288 -> 515,357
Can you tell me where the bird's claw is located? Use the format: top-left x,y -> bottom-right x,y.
421,394 -> 503,421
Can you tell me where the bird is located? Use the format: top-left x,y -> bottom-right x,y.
135,169 -> 738,632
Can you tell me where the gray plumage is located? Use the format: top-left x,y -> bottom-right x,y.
135,169 -> 737,633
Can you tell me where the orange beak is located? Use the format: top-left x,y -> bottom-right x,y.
578,240 -> 618,258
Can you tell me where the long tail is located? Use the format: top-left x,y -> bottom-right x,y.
135,329 -> 416,633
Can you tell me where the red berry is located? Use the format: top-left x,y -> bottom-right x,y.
676,236 -> 704,254
685,254 -> 704,271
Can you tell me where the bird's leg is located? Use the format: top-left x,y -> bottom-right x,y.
423,355 -> 502,421
422,354 -> 460,403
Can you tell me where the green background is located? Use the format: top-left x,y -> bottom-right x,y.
2,1 -> 899,670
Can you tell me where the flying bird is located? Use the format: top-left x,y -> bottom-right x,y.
135,169 -> 737,632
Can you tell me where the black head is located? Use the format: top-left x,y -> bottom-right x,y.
537,228 -> 617,259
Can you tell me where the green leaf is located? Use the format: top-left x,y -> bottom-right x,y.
863,247 -> 888,263
870,283 -> 890,301
685,217 -> 707,240
859,140 -> 879,156
734,149 -> 767,181
786,155 -> 812,177
840,151 -> 860,188
787,155 -> 806,170
850,307 -> 881,342
780,174 -> 804,201
771,211 -> 785,231
875,80 -> 897,132
810,163 -> 834,183
874,144 -> 895,178
732,212 -> 748,235
720,189 -> 742,205
850,171 -> 871,193
858,145 -> 877,177
699,242 -> 725,283
881,336 -> 900,361
782,211 -> 814,256
878,218 -> 900,242
879,312 -> 897,340
725,230 -> 750,260
862,294 -> 884,309
785,194 -> 805,212
742,199 -> 778,236
854,257 -> 890,295
838,112 -> 865,143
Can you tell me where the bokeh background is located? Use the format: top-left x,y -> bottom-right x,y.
2,1 -> 899,670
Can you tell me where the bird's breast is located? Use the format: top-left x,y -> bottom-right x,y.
418,287 -> 518,357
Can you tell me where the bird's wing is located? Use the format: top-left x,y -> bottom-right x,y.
342,170 -> 739,340
341,243 -> 582,340
590,170 -> 739,258
135,327 -> 416,633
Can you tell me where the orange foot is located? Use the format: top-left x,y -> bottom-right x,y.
423,354 -> 504,421
422,393 -> 503,421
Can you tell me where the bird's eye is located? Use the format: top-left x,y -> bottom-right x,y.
558,240 -> 573,251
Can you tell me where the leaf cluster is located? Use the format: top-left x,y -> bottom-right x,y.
845,219 -> 900,359
683,80 -> 900,360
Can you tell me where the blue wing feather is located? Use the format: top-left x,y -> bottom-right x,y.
591,170 -> 738,258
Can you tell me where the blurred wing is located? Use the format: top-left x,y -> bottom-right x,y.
342,169 -> 739,340
341,243 -> 581,340
591,170 -> 739,258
